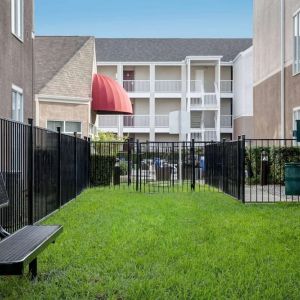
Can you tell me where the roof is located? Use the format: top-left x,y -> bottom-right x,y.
95,38 -> 252,63
34,36 -> 95,97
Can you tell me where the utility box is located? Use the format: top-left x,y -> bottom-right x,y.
293,120 -> 300,142
285,163 -> 300,195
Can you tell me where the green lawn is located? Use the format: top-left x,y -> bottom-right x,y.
1,188 -> 300,299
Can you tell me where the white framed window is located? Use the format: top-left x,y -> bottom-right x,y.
12,85 -> 24,122
11,0 -> 24,41
47,120 -> 82,136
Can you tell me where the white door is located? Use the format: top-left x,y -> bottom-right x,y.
195,70 -> 204,92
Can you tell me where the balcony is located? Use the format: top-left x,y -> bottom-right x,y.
123,115 -> 150,128
155,115 -> 169,128
220,80 -> 233,94
191,130 -> 217,142
123,80 -> 150,93
155,80 -> 181,93
190,80 -> 203,93
98,115 -> 119,129
221,115 -> 233,128
190,95 -> 218,109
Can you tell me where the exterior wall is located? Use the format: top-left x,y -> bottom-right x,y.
253,0 -> 300,138
155,66 -> 181,80
221,99 -> 232,115
133,133 -> 149,142
123,66 -> 150,80
191,66 -> 215,92
253,0 -> 281,85
38,101 -> 90,137
155,99 -> 180,114
221,66 -> 232,80
132,98 -> 149,115
233,116 -> 253,140
233,47 -> 253,137
97,66 -> 117,79
155,133 -> 179,142
0,0 -> 34,121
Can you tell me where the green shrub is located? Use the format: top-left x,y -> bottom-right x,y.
90,155 -> 115,186
246,146 -> 300,184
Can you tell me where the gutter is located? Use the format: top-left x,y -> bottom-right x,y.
281,0 -> 286,139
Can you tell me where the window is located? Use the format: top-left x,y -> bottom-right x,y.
47,121 -> 64,132
11,0 -> 24,41
293,12 -> 300,75
12,85 -> 23,122
293,108 -> 300,144
47,121 -> 82,136
65,121 -> 81,134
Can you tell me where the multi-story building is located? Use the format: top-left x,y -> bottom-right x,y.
34,36 -> 96,137
253,0 -> 300,139
95,38 -> 252,142
0,0 -> 34,122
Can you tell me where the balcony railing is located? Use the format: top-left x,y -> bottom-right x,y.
220,80 -> 233,93
190,80 -> 203,92
98,115 -> 119,128
155,80 -> 181,93
123,115 -> 150,128
155,115 -> 169,127
191,130 -> 217,142
190,94 -> 218,109
221,115 -> 233,128
123,80 -> 150,93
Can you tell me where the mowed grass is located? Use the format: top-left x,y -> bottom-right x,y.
1,189 -> 300,299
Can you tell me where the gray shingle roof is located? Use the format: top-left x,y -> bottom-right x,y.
34,36 -> 92,93
95,38 -> 252,62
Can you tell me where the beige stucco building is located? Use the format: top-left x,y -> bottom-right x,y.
96,38 -> 252,142
253,0 -> 300,139
34,36 -> 96,137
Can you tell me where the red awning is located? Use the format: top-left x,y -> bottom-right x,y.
92,74 -> 132,115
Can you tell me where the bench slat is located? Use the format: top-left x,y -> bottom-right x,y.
0,225 -> 62,264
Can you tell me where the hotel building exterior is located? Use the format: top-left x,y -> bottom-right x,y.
0,0 -> 34,122
95,38 -> 252,142
253,0 -> 300,139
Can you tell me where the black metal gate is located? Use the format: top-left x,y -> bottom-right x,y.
205,137 -> 245,201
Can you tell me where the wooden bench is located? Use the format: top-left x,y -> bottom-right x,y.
0,173 -> 63,279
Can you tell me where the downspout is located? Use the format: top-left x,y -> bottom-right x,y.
281,0 -> 286,139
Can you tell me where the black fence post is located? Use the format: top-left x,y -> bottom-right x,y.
136,140 -> 139,192
237,136 -> 241,200
127,139 -> 131,186
74,132 -> 77,198
241,135 -> 246,203
191,139 -> 195,191
87,137 -> 91,188
57,127 -> 62,209
222,138 -> 226,192
28,118 -> 34,225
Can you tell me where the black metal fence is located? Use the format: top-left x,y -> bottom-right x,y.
90,137 -> 300,203
0,118 -> 89,233
90,140 -> 220,193
2,116 -> 299,235
245,138 -> 300,203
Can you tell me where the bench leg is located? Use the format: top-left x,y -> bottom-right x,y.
29,258 -> 37,280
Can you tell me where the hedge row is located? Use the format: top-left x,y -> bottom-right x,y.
245,146 -> 300,184
90,155 -> 115,186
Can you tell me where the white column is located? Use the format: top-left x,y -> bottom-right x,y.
215,60 -> 221,141
149,64 -> 155,141
180,63 -> 187,141
117,64 -> 124,137
117,64 -> 123,85
187,59 -> 191,142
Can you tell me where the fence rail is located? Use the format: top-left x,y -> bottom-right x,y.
0,118 -> 89,234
